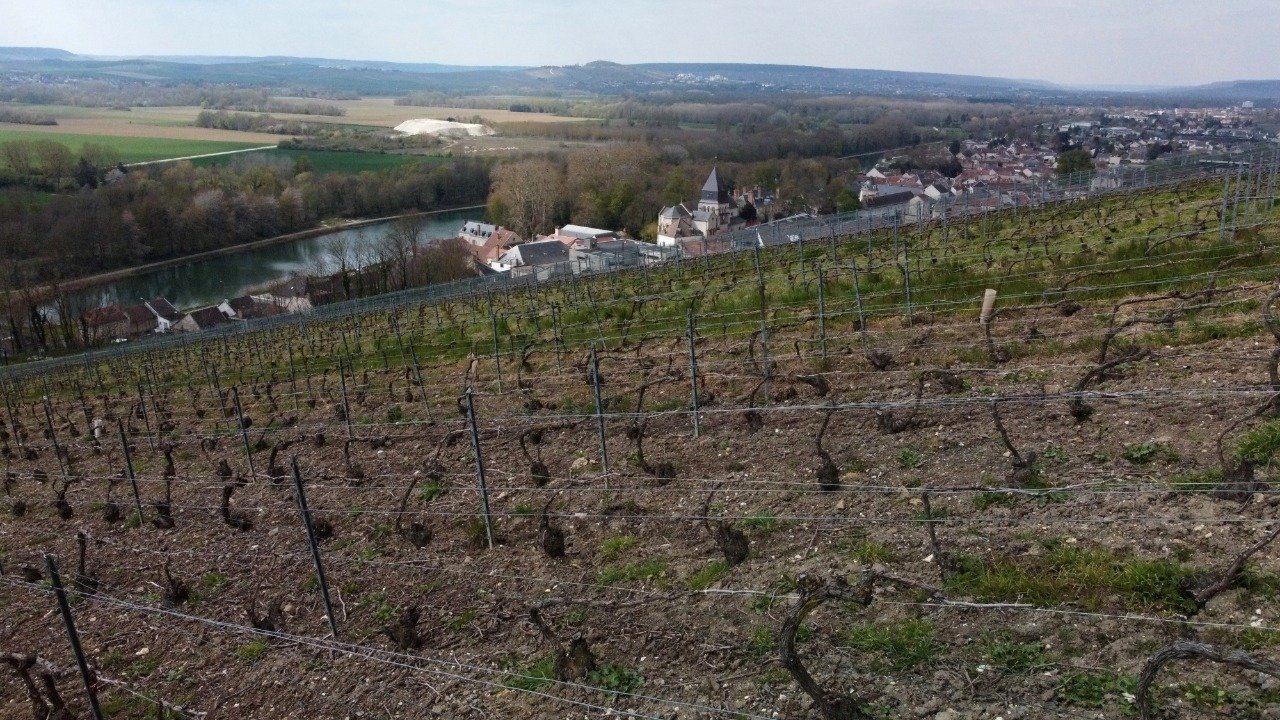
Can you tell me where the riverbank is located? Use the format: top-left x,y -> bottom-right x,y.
36,205 -> 485,297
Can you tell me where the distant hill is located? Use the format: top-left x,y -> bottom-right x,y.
90,54 -> 527,74
0,47 -> 1276,104
0,47 -> 76,61
1168,79 -> 1280,102
0,47 -> 1067,99
636,63 -> 1057,91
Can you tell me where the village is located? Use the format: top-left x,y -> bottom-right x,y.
79,101 -> 1275,346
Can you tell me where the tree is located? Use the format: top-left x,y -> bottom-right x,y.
1056,148 -> 1094,177
323,234 -> 354,299
79,143 -> 120,169
0,140 -> 35,175
834,189 -> 861,214
380,217 -> 421,290
489,158 -> 562,240
738,201 -> 758,223
661,170 -> 696,205
74,158 -> 99,189
32,140 -> 74,180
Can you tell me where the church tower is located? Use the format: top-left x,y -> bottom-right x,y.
695,166 -> 731,234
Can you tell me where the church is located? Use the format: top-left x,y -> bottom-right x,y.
656,167 -> 743,247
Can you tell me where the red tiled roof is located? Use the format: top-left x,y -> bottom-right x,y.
83,304 -> 127,328
122,304 -> 154,326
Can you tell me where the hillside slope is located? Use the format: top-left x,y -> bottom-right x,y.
2,169 -> 1280,719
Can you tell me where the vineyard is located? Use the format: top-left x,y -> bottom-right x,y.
3,157 -> 1280,719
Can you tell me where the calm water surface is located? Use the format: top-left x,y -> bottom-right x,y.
80,208 -> 475,311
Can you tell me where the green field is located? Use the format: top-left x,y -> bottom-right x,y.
0,129 -> 268,164
191,147 -> 445,173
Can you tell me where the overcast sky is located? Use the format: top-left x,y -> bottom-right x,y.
1,0 -> 1275,87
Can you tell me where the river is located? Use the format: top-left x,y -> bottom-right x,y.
77,208 -> 477,311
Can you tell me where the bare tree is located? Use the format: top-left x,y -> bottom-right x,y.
380,218 -> 422,291
490,158 -> 562,240
322,234 -> 354,300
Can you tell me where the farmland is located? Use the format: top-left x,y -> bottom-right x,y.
190,147 -> 439,173
2,163 -> 1280,719
283,97 -> 591,127
0,127 -> 273,164
0,96 -> 598,171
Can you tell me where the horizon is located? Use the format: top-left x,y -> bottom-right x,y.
1,0 -> 1278,88
5,47 -> 1273,94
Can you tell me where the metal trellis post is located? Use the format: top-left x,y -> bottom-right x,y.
45,554 -> 105,720
590,343 -> 609,476
118,419 -> 145,525
290,457 -> 340,639
687,310 -> 701,439
231,386 -> 256,481
463,388 -> 495,549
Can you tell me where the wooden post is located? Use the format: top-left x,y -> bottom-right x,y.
136,382 -> 154,450
550,303 -> 564,375
4,382 -> 22,452
851,257 -> 866,338
686,309 -> 702,438
487,293 -> 503,392
337,362 -> 353,440
287,345 -> 299,412
817,266 -> 828,360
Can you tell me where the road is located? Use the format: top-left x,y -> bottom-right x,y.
124,145 -> 278,167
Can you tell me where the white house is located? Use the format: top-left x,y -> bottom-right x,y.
144,297 -> 184,334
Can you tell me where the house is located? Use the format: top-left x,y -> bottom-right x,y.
657,167 -> 743,247
496,239 -> 570,270
219,295 -> 286,321
252,277 -> 335,313
858,183 -> 917,205
860,189 -> 917,218
457,221 -> 521,269
542,225 -> 619,250
121,303 -> 158,337
923,182 -> 953,201
81,305 -> 129,344
145,297 -> 184,333
175,306 -> 232,333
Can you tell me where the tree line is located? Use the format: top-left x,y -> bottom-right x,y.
0,83 -> 347,115
0,139 -> 123,190
195,110 -> 328,135
0,107 -> 57,125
